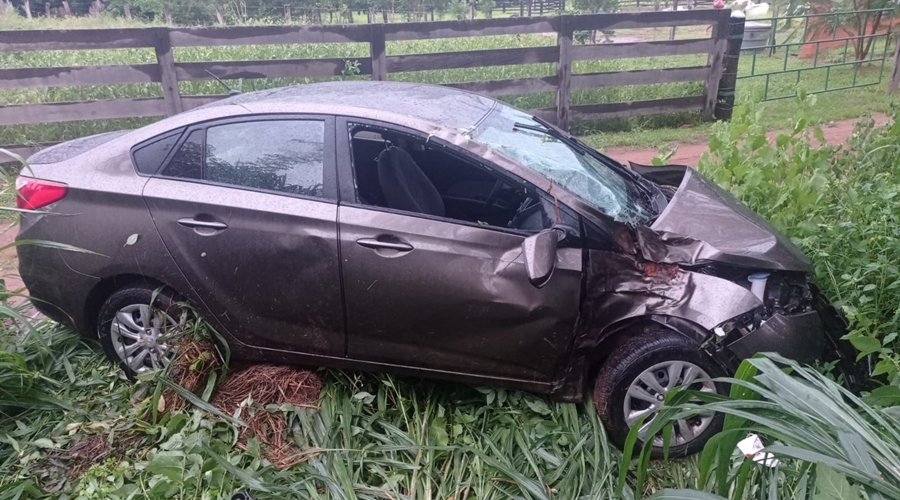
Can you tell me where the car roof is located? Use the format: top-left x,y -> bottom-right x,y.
198,81 -> 499,132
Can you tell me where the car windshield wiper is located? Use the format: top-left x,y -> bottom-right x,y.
513,120 -> 588,155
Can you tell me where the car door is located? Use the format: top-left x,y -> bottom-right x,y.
336,118 -> 583,384
143,115 -> 345,357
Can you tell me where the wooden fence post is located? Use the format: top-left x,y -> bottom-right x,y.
469,3 -> 475,19
519,0 -> 524,16
369,24 -> 387,81
154,30 -> 183,116
702,11 -> 731,121
669,0 -> 678,40
163,4 -> 172,24
714,14 -> 744,120
124,3 -> 131,19
23,0 -> 31,18
44,2 -> 49,16
215,4 -> 225,24
889,41 -> 900,94
556,15 -> 573,130
284,4 -> 291,22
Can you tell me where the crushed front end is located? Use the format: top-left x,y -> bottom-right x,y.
696,270 -> 867,389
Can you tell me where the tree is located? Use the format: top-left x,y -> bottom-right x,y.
808,0 -> 894,61
478,0 -> 494,17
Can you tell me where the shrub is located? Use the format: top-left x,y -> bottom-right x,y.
699,94 -> 900,389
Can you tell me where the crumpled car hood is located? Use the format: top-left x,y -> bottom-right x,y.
635,167 -> 812,272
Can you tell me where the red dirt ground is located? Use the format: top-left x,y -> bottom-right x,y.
604,113 -> 889,166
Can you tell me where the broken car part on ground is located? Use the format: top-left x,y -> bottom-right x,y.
16,81 -> 863,457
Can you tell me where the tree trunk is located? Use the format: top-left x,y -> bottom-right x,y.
124,3 -> 132,19
216,4 -> 224,24
23,0 -> 31,18
860,11 -> 882,61
163,3 -> 172,24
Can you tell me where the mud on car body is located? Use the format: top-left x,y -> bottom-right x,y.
15,81 -> 862,457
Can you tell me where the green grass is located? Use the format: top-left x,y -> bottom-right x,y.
0,317 -> 634,499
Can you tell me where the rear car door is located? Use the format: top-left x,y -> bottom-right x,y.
336,118 -> 583,384
143,115 -> 345,357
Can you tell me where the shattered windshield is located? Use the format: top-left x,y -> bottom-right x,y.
472,105 -> 653,226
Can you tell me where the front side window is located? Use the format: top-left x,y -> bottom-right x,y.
348,124 -> 552,233
162,119 -> 327,199
473,105 -> 653,226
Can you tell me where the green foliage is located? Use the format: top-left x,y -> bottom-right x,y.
699,94 -> 900,384
625,354 -> 900,500
0,328 -> 628,498
478,0 -> 496,18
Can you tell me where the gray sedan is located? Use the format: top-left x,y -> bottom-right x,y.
16,81 -> 861,456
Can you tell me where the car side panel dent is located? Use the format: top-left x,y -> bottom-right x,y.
550,249 -> 762,401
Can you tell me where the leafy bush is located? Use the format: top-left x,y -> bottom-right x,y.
699,94 -> 900,389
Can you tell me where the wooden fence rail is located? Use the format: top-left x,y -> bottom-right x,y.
0,9 -> 732,162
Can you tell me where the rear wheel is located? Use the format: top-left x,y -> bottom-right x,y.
97,284 -> 186,377
593,329 -> 727,458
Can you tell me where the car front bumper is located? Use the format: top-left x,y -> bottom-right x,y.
724,287 -> 868,391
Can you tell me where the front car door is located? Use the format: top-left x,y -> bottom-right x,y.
143,115 -> 345,357
336,118 -> 583,385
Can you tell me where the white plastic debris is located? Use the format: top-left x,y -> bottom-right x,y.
737,433 -> 780,468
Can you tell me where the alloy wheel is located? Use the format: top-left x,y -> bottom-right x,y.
109,303 -> 181,372
623,360 -> 717,447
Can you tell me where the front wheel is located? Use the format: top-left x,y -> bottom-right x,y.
593,329 -> 727,458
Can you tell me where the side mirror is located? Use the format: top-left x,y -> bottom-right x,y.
522,228 -> 562,288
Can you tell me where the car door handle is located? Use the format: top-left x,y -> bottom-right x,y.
356,238 -> 414,252
177,218 -> 228,230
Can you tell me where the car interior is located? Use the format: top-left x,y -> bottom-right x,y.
349,126 -> 547,232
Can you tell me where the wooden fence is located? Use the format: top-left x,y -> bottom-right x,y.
0,9 -> 732,162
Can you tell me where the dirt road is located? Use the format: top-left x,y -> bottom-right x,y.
605,113 -> 890,166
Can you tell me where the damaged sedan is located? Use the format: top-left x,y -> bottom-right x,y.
17,81 -> 863,456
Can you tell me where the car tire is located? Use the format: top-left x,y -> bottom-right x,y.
97,284 -> 186,378
593,329 -> 727,458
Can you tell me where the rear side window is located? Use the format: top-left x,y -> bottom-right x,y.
205,120 -> 325,197
161,120 -> 327,199
131,129 -> 183,175
165,130 -> 203,180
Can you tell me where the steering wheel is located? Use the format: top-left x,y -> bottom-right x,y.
482,179 -> 504,212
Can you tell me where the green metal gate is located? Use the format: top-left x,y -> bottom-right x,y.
736,7 -> 896,101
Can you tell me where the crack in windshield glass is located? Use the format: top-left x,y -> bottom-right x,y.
472,105 -> 653,226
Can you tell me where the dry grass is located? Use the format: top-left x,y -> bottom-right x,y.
212,365 -> 323,469
57,430 -> 143,480
156,336 -> 323,469
159,338 -> 221,413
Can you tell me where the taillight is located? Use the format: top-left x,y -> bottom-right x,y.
16,177 -> 68,210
